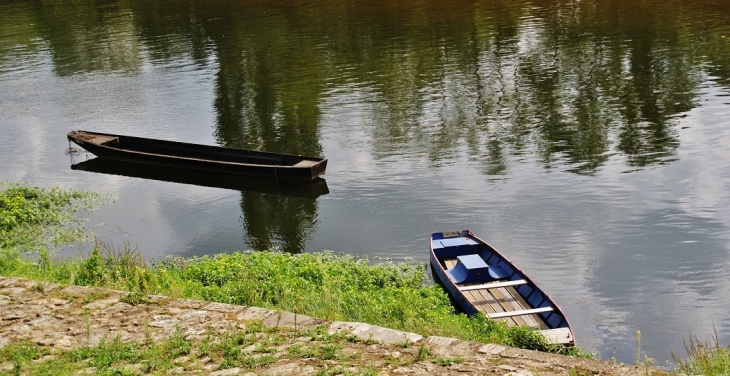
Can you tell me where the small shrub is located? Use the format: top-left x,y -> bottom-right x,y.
75,247 -> 106,286
318,343 -> 342,360
414,345 -> 432,362
433,355 -> 464,366
506,325 -> 555,352
120,291 -> 152,306
29,282 -> 45,292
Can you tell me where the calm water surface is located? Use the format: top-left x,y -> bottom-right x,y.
2,0 -> 730,364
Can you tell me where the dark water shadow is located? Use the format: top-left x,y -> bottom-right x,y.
71,157 -> 329,199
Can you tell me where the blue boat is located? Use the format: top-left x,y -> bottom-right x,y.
430,230 -> 575,346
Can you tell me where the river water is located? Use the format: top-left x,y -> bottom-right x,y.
2,0 -> 730,365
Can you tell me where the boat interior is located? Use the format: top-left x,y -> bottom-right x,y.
432,232 -> 572,345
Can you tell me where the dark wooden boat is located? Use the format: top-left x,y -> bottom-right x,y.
67,130 -> 327,181
430,230 -> 575,346
71,158 -> 329,199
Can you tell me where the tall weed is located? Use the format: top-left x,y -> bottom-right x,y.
672,328 -> 730,375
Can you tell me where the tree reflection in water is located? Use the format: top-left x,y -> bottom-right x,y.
5,0 -> 730,251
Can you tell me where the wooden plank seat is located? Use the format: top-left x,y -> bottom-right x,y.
486,306 -> 554,319
444,258 -> 549,329
459,279 -> 527,291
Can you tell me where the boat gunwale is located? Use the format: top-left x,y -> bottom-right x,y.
68,130 -> 327,170
429,229 -> 575,346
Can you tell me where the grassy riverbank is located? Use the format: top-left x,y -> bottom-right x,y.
0,184 -> 574,355
1,241 -> 571,355
2,183 -> 729,373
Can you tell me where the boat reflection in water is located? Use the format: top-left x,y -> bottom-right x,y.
71,157 -> 329,199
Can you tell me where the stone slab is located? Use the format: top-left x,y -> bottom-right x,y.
329,321 -> 423,345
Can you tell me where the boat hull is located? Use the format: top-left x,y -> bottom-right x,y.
68,130 -> 327,181
430,230 -> 575,346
